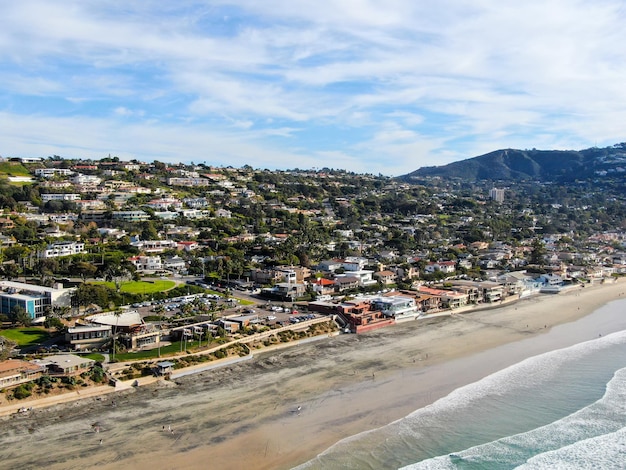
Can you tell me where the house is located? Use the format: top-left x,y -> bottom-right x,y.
128,255 -> 163,272
496,271 -> 539,296
334,276 -> 360,292
0,218 -> 15,230
424,261 -> 456,274
111,210 -> 150,222
177,241 -> 199,252
312,278 -> 336,296
34,354 -> 96,376
447,280 -> 505,303
163,255 -> 186,272
275,265 -> 311,283
538,273 -> 565,293
415,286 -> 451,310
249,268 -> 284,285
336,270 -> 377,287
0,359 -> 45,388
317,259 -> 344,273
373,270 -> 396,285
40,241 -> 86,259
131,239 -> 177,253
260,282 -> 307,300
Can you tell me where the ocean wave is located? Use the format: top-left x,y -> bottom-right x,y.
295,330 -> 626,470
403,365 -> 626,469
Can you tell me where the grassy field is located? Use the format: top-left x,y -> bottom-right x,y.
90,280 -> 176,294
0,328 -> 50,347
0,161 -> 31,177
80,353 -> 106,362
113,341 -> 189,361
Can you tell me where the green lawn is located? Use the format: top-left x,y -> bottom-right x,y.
90,280 -> 176,294
80,353 -> 106,362
113,341 -> 191,361
0,161 -> 31,177
0,327 -> 50,347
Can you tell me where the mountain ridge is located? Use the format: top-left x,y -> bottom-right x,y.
399,144 -> 626,183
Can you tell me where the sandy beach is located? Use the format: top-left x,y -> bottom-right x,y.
1,279 -> 625,470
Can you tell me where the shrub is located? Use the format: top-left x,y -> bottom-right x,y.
13,384 -> 32,400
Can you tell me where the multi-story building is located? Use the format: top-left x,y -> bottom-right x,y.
111,210 -> 150,222
128,255 -> 163,272
41,193 -> 81,202
0,281 -> 75,321
40,241 -> 85,259
71,173 -> 102,185
489,187 -> 505,203
34,168 -> 74,178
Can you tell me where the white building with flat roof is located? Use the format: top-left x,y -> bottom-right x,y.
40,241 -> 85,258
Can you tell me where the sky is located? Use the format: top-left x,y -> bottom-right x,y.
1,1 -> 625,176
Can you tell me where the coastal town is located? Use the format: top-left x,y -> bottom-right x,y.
0,155 -> 625,411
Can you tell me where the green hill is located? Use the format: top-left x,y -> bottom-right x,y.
400,143 -> 626,185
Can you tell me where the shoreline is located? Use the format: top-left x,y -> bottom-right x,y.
0,279 -> 624,469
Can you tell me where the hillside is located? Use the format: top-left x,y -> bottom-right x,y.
400,144 -> 626,184
0,161 -> 31,178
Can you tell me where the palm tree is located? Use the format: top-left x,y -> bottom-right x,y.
111,310 -> 122,361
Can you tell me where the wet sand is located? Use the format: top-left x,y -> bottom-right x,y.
1,279 -> 625,470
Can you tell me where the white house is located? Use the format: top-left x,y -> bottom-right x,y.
40,241 -> 85,259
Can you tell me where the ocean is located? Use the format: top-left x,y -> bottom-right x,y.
295,298 -> 626,469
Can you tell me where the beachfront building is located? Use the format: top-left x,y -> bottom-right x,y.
33,354 -> 96,376
537,273 -> 565,293
336,300 -> 394,333
446,280 -> 505,303
496,271 -> 542,297
0,281 -> 75,321
370,295 -> 419,318
0,359 -> 45,389
65,325 -> 112,350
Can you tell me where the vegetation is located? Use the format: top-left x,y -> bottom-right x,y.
0,328 -> 50,347
89,279 -> 176,294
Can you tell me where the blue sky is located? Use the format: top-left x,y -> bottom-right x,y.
1,1 -> 625,176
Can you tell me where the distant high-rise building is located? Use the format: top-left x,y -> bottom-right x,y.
489,188 -> 505,203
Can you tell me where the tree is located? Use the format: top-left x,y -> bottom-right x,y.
0,262 -> 21,280
529,239 -> 547,266
111,310 -> 122,361
44,316 -> 65,332
72,261 -> 97,282
10,305 -> 31,326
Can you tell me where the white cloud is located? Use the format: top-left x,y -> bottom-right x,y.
1,1 -> 626,174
